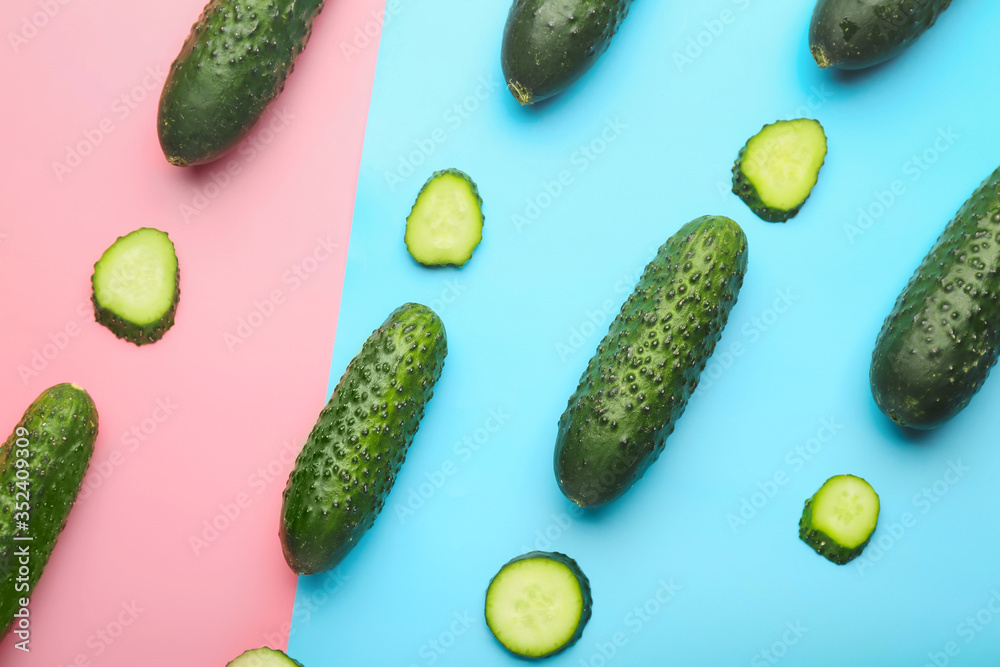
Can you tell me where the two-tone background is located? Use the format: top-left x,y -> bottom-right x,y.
4,0 -> 1000,665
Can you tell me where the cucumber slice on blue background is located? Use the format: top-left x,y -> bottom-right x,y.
800,474 -> 880,565
485,551 -> 592,659
405,169 -> 484,267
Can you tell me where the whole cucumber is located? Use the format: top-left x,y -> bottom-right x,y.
555,216 -> 748,507
871,166 -> 1000,429
500,0 -> 632,105
280,303 -> 447,575
1,383 -> 98,639
809,0 -> 952,70
157,0 -> 324,166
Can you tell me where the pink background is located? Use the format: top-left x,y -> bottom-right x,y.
1,0 -> 384,662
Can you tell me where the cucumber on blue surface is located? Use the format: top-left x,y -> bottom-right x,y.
809,0 -> 952,70
500,0 -> 633,105
280,303 -> 447,575
555,216 -> 748,507
870,165 -> 1000,429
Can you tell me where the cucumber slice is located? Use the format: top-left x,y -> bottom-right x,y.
485,551 -> 592,659
226,648 -> 303,667
732,118 -> 827,222
404,168 -> 484,267
91,227 -> 180,345
799,474 -> 880,565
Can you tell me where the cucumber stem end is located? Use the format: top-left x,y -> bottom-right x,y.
810,43 -> 831,69
507,79 -> 533,106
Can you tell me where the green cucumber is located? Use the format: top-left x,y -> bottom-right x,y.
871,165 -> 1000,429
92,227 -> 180,346
405,169 -> 484,267
555,216 -> 748,507
1,383 -> 98,639
227,647 -> 304,666
809,0 -> 952,70
732,119 -> 827,223
799,474 -> 880,565
157,0 -> 324,166
500,0 -> 632,105
485,551 -> 592,659
280,303 -> 447,575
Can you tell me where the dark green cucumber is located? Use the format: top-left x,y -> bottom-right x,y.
871,166 -> 1000,429
92,227 -> 180,346
555,216 -> 748,508
157,0 -> 324,166
500,0 -> 632,105
799,474 -> 879,565
732,119 -> 827,223
485,551 -> 592,659
227,647 -> 304,667
405,169 -> 484,267
1,383 -> 98,639
280,303 -> 447,575
809,0 -> 952,70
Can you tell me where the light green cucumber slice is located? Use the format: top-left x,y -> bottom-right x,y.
405,168 -> 484,267
485,551 -> 592,659
91,227 -> 179,345
799,474 -> 880,565
226,647 -> 304,667
732,118 -> 827,222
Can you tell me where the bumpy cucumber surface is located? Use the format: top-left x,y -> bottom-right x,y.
280,303 -> 447,575
871,165 -> 1000,429
555,216 -> 748,507
500,0 -> 632,105
92,227 -> 180,346
405,169 -> 484,267
1,383 -> 98,638
485,551 -> 592,659
799,474 -> 879,565
227,647 -> 304,667
809,0 -> 952,70
157,0 -> 324,166
732,119 -> 827,223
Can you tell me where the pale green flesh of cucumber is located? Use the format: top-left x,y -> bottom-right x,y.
807,475 -> 879,549
226,647 -> 301,667
93,228 -> 177,326
742,119 -> 827,211
485,557 -> 584,658
405,173 -> 483,266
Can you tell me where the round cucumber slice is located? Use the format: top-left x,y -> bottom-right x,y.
91,227 -> 180,345
485,551 -> 592,659
732,118 -> 827,222
799,474 -> 880,565
226,647 -> 304,667
404,168 -> 484,267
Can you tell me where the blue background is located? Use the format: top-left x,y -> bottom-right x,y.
289,1 -> 1000,665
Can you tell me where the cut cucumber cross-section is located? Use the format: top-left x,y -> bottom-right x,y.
732,118 -> 827,222
405,168 -> 484,267
226,647 -> 304,667
799,474 -> 880,565
485,551 -> 592,659
91,227 -> 180,345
